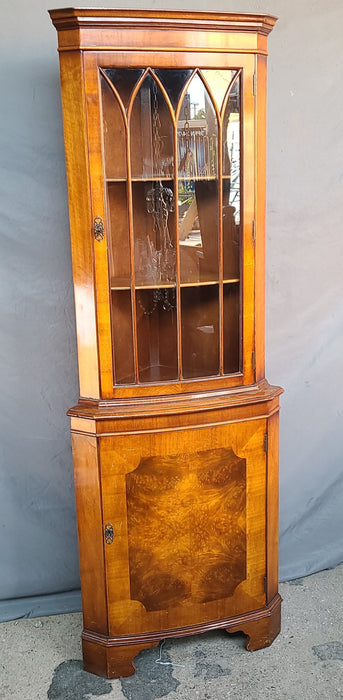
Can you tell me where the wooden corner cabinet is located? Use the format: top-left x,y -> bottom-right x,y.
50,8 -> 282,679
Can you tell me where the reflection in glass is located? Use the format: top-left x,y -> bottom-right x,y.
101,75 -> 126,179
223,78 -> 240,219
201,70 -> 236,111
179,188 -> 201,283
222,77 -> 240,280
111,290 -> 135,384
155,69 -> 192,110
178,73 -> 217,179
130,73 -> 174,179
132,181 -> 176,287
136,288 -> 178,382
178,73 -> 219,284
103,68 -> 144,110
223,282 -> 240,374
181,285 -> 220,379
107,183 -> 131,288
130,74 -> 176,288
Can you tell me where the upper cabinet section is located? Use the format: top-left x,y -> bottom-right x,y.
50,9 -> 277,400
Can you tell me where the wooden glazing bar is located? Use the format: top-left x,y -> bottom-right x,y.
173,121 -> 182,381
175,69 -> 197,380
126,110 -> 140,384
238,71 -> 244,376
218,106 -> 224,375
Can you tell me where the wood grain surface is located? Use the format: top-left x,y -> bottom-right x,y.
126,447 -> 246,611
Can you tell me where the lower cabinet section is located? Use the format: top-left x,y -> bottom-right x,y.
70,392 -> 281,678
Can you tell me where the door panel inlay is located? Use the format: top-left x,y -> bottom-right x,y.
126,447 -> 246,611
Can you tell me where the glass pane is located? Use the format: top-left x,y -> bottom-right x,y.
223,78 -> 241,279
107,182 -> 131,287
181,285 -> 219,378
178,74 -> 219,284
132,181 -> 176,287
223,282 -> 240,374
200,69 -> 236,112
130,73 -> 174,179
155,69 -> 192,110
100,75 -> 126,180
223,80 -> 241,280
103,68 -> 144,110
178,73 -> 218,179
111,291 -> 135,384
136,288 -> 178,382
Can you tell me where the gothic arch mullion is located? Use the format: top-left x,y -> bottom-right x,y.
221,69 -> 242,376
127,68 -> 178,383
145,70 -> 180,378
174,70 -> 197,379
197,70 -> 224,373
99,67 -> 128,128
98,67 -> 131,385
174,68 -> 197,122
176,69 -> 222,378
126,67 -> 150,121
220,69 -> 242,119
122,69 -> 154,383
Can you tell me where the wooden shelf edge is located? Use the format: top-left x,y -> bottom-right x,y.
106,176 -> 229,183
111,279 -> 240,290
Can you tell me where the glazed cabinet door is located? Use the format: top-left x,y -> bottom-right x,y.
83,54 -> 255,398
100,418 -> 267,636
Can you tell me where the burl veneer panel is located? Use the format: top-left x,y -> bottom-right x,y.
126,447 -> 246,611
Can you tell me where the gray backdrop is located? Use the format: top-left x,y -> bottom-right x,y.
1,0 -> 342,620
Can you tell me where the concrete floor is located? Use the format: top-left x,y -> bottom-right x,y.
1,564 -> 343,700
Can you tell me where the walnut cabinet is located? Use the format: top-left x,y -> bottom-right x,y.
50,8 -> 282,679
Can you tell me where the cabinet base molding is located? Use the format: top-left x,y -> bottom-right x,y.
82,594 -> 281,678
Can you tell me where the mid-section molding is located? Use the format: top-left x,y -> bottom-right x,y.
68,379 -> 283,421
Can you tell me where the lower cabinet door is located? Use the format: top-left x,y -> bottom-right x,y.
100,418 -> 267,636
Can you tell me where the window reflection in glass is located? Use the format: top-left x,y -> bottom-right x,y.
178,74 -> 219,284
223,77 -> 240,281
223,78 -> 240,223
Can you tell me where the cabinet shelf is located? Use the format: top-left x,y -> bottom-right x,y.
110,278 -> 240,290
107,176 -> 174,183
106,175 -> 230,184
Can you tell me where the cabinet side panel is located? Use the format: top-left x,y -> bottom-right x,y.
255,54 -> 267,381
71,432 -> 108,633
58,51 -> 100,399
266,410 -> 279,602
